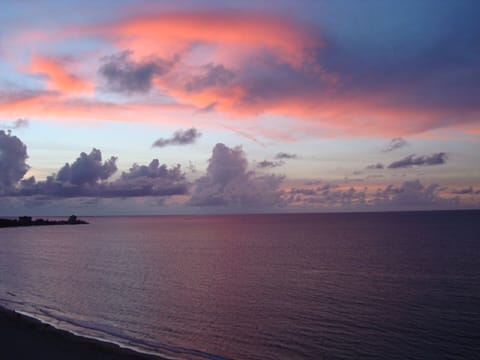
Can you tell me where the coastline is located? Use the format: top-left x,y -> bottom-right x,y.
0,306 -> 166,360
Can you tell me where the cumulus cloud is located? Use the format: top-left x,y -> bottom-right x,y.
99,50 -> 176,94
288,187 -> 318,196
388,153 -> 447,169
0,118 -> 29,130
190,143 -> 284,207
322,187 -> 367,206
0,130 -> 30,193
56,148 -> 117,186
383,137 -> 408,152
366,163 -> 384,170
275,152 -> 297,160
152,128 -> 201,148
17,148 -> 188,198
373,180 -> 457,208
256,160 -> 284,169
103,159 -> 188,197
286,186 -> 367,208
18,148 -> 117,197
285,180 -> 459,210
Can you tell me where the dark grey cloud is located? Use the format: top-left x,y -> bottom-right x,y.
315,2 -> 480,130
288,186 -> 367,208
184,63 -> 235,92
383,137 -> 408,153
236,55 -> 330,110
55,148 -> 117,186
287,179 -> 457,210
366,163 -> 384,170
190,143 -> 284,207
289,188 -> 318,196
0,118 -> 29,130
291,183 -> 339,196
256,160 -> 284,169
317,184 -> 338,192
152,128 -> 201,148
256,152 -> 296,169
373,180 -> 457,208
275,152 -> 297,160
17,148 -> 188,198
0,130 -> 30,194
388,152 -> 447,169
0,89 -> 52,104
196,101 -> 218,113
18,148 -> 117,197
449,187 -> 480,195
105,159 -> 188,197
99,50 -> 176,94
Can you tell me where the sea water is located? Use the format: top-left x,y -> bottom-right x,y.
0,212 -> 479,359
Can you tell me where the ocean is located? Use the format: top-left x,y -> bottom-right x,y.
0,211 -> 479,359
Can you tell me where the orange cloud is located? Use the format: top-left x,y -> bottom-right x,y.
3,10 -> 478,139
87,11 -> 480,137
29,56 -> 93,95
0,91 -> 194,125
97,11 -> 321,67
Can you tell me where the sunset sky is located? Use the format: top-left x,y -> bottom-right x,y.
1,0 -> 479,215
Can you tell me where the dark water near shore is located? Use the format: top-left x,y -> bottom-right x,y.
1,211 -> 479,359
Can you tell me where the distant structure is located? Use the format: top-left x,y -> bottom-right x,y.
18,216 -> 33,225
0,215 -> 88,228
68,215 -> 78,224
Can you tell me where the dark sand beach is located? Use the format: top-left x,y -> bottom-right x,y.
0,307 -> 164,360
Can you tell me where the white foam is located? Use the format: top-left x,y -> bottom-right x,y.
13,309 -> 178,360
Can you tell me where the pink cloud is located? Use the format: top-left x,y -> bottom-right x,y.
98,11 -> 322,68
2,9 -> 479,138
29,55 -> 93,95
0,92 -> 195,125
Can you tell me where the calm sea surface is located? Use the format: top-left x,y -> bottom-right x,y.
0,212 -> 479,359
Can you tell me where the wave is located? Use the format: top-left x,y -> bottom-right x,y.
0,293 -> 230,360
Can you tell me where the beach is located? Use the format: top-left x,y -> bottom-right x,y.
0,306 -> 164,360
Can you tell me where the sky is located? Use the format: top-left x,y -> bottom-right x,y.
0,0 -> 479,215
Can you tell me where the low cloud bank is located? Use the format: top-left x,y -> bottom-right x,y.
0,135 -> 189,198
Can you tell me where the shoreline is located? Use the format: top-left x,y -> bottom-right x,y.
0,306 -> 167,360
